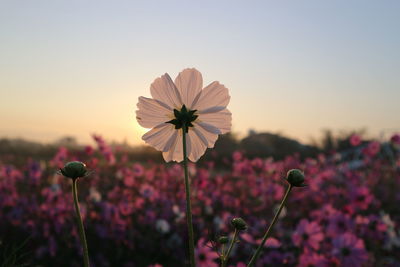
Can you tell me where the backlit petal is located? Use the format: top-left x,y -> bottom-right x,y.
162,131 -> 191,162
150,73 -> 182,109
195,121 -> 221,135
136,96 -> 173,128
188,130 -> 208,162
198,108 -> 232,134
174,68 -> 203,109
192,123 -> 218,148
142,123 -> 176,152
192,81 -> 230,111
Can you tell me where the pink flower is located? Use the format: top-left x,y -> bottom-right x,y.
327,212 -> 354,237
362,141 -> 380,157
50,147 -> 68,168
195,238 -> 219,267
92,134 -> 116,164
332,233 -> 368,267
298,251 -> 328,267
233,151 -> 243,161
350,186 -> 374,211
240,233 -> 281,248
84,145 -> 94,155
292,219 -> 324,250
133,163 -> 145,176
391,133 -> 400,145
123,175 -> 135,187
349,134 -> 362,146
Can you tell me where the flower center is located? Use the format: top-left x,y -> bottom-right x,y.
166,104 -> 198,133
341,247 -> 351,256
199,253 -> 206,261
302,233 -> 309,241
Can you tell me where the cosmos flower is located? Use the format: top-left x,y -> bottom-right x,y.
391,134 -> 400,145
362,141 -> 381,157
195,238 -> 219,267
136,68 -> 231,162
349,134 -> 362,146
332,233 -> 368,267
327,211 -> 354,237
292,219 -> 324,250
297,251 -> 328,267
350,186 -> 374,211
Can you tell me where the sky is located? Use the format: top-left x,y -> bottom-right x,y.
1,0 -> 399,146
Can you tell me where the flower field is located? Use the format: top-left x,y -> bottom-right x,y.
1,135 -> 400,267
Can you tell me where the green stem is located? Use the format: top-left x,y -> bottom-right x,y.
222,229 -> 238,267
247,185 -> 292,267
72,178 -> 90,267
182,126 -> 196,267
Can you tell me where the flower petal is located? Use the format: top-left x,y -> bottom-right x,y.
192,81 -> 230,111
197,106 -> 226,114
142,123 -> 176,152
197,108 -> 231,134
162,135 -> 180,162
136,97 -> 173,128
188,130 -> 208,162
174,68 -> 203,109
150,73 -> 182,109
195,121 -> 221,135
192,123 -> 218,148
162,131 -> 191,162
164,130 -> 178,152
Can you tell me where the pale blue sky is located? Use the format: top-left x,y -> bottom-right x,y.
1,1 -> 399,145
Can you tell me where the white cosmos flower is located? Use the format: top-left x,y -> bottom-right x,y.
136,68 -> 231,162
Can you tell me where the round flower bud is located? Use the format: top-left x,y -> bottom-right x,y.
60,161 -> 88,179
218,236 -> 229,244
286,169 -> 306,187
231,217 -> 248,231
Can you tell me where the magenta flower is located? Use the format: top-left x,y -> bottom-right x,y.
332,233 -> 368,267
298,251 -> 328,267
391,133 -> 400,145
292,219 -> 324,250
350,186 -> 374,211
327,212 -> 354,237
362,141 -> 381,157
349,134 -> 362,146
195,238 -> 218,267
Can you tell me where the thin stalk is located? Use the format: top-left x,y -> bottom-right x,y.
182,125 -> 196,267
221,229 -> 238,267
72,178 -> 90,267
247,185 -> 292,267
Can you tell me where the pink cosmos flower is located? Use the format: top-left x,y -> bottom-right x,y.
349,134 -> 362,146
298,251 -> 328,267
362,141 -> 380,157
332,233 -> 368,267
136,68 -> 231,162
350,186 -> 374,211
327,212 -> 354,237
391,133 -> 400,145
292,219 -> 324,250
241,233 -> 281,248
195,238 -> 219,267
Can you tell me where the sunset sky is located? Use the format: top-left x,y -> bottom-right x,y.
1,1 -> 399,145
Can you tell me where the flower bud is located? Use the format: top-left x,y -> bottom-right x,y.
59,161 -> 89,179
286,169 -> 306,187
231,217 -> 248,231
218,236 -> 229,244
